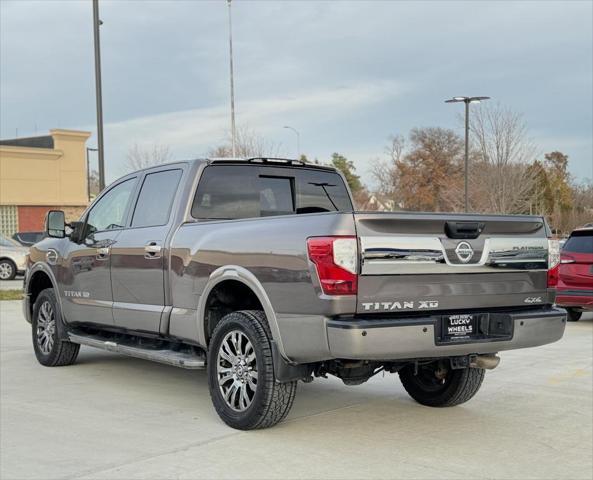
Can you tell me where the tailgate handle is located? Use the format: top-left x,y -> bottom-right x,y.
445,221 -> 484,239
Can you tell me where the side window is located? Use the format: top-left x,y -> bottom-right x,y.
132,169 -> 182,228
192,166 -> 259,220
259,176 -> 294,217
296,170 -> 353,214
86,178 -> 136,233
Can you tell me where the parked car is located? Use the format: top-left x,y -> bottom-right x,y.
12,231 -> 45,247
23,158 -> 566,430
0,234 -> 28,280
556,227 -> 593,321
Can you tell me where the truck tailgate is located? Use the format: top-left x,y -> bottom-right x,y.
355,212 -> 551,314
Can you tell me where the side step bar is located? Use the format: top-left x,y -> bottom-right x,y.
68,333 -> 206,369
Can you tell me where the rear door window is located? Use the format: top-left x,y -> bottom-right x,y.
563,231 -> 593,254
132,169 -> 182,227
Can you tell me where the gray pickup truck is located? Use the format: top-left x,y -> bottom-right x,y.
23,158 -> 566,429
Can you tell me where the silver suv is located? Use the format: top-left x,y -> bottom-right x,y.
0,234 -> 27,280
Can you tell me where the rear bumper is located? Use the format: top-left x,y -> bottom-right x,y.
326,307 -> 567,361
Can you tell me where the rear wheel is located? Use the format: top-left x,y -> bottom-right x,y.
399,360 -> 485,407
0,259 -> 16,280
207,310 -> 297,430
566,308 -> 582,322
32,288 -> 80,366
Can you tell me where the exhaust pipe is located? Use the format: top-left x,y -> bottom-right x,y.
470,354 -> 500,370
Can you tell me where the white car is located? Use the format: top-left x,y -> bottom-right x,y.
0,234 -> 28,280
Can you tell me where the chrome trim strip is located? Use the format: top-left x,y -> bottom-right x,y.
360,236 -> 548,275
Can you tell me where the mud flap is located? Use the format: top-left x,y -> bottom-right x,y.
271,340 -> 313,383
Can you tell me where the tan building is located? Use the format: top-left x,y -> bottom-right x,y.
0,129 -> 91,237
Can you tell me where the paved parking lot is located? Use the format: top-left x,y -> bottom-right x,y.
1,300 -> 591,480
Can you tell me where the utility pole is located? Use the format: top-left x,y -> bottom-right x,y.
92,0 -> 106,190
227,0 -> 237,157
445,96 -> 490,212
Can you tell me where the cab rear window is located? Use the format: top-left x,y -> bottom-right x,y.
192,165 -> 352,220
563,231 -> 593,254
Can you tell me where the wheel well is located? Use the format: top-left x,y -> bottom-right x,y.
0,257 -> 16,266
28,271 -> 54,314
204,280 -> 263,344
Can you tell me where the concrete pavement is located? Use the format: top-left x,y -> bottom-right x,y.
0,279 -> 23,291
1,300 -> 591,480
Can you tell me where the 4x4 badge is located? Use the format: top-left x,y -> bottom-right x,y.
455,242 -> 473,263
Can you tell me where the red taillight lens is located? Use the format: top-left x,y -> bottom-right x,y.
547,264 -> 559,288
307,236 -> 358,295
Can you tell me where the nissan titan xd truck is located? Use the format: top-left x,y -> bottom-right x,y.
23,158 -> 566,429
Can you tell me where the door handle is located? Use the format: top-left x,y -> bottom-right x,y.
96,247 -> 110,260
144,242 -> 162,259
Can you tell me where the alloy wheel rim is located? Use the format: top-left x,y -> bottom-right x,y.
36,301 -> 56,355
217,330 -> 258,412
0,262 -> 13,280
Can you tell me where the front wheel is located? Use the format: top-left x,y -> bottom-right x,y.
207,310 -> 297,430
32,288 -> 80,366
399,360 -> 485,407
566,308 -> 582,322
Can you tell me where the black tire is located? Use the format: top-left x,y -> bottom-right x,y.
32,288 -> 80,367
399,361 -> 485,407
0,259 -> 17,280
566,308 -> 582,322
207,310 -> 297,430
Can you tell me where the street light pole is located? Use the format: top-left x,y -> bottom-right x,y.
445,95 -> 490,212
92,0 -> 105,190
283,126 -> 300,159
464,100 -> 469,213
86,147 -> 98,202
227,0 -> 237,157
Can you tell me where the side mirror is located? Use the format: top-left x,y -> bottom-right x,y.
45,210 -> 66,238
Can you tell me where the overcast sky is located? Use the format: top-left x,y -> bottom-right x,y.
1,0 -> 592,186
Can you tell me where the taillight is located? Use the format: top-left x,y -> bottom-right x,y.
307,236 -> 358,295
548,239 -> 560,288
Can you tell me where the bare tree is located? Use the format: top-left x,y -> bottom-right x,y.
126,143 -> 172,171
209,125 -> 282,158
469,104 -> 537,213
371,134 -> 405,202
372,128 -> 464,212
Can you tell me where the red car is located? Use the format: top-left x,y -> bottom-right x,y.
556,227 -> 593,321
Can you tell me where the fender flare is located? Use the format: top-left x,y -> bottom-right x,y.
196,265 -> 291,362
25,263 -> 68,338
27,262 -> 60,295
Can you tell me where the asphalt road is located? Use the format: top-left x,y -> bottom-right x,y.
1,300 -> 591,480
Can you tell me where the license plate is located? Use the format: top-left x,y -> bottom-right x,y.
443,314 -> 478,339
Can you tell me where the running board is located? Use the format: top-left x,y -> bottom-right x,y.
68,333 -> 206,369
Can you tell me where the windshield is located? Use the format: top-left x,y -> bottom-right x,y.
0,235 -> 21,248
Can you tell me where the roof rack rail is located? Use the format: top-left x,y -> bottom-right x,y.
208,157 -> 335,171
246,157 -> 305,165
